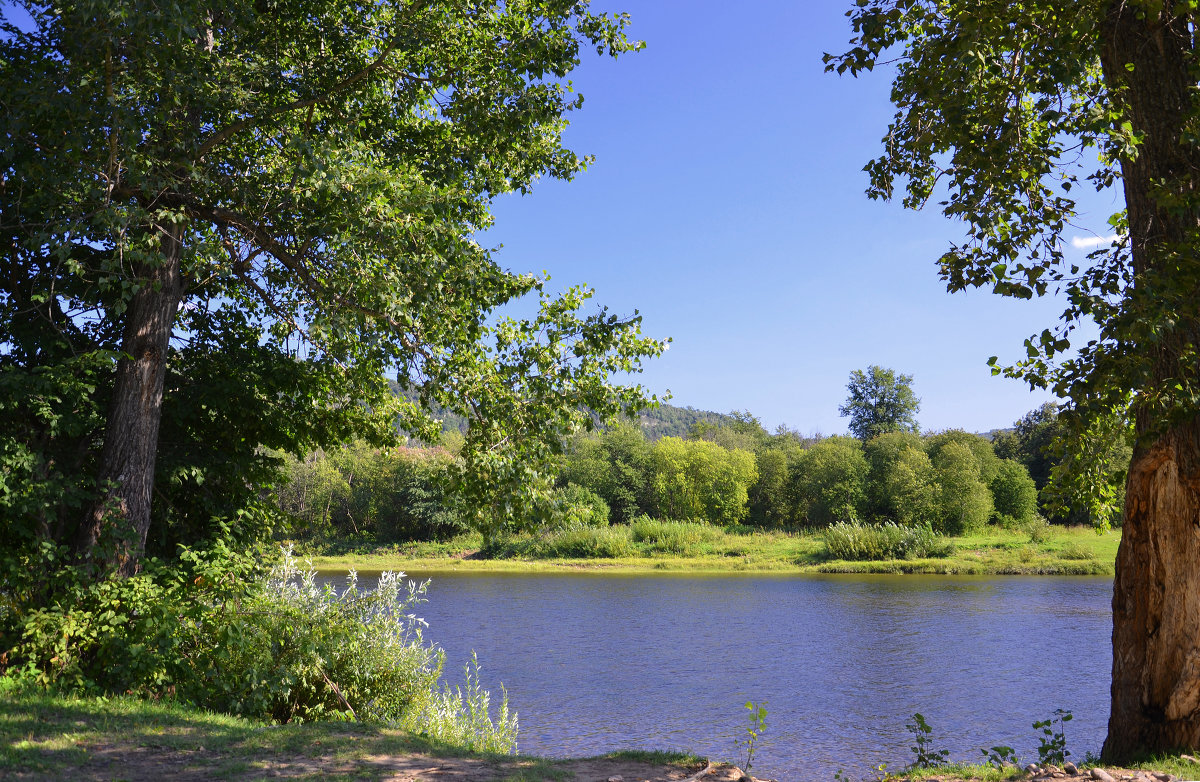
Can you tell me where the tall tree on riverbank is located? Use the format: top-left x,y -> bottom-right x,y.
0,0 -> 662,575
829,0 -> 1200,761
839,365 -> 921,441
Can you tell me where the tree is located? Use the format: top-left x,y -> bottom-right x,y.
791,436 -> 868,527
839,365 -> 921,441
829,0 -> 1200,759
995,403 -> 1131,525
1,1 -> 662,574
863,431 -> 931,523
931,442 -> 992,535
648,437 -> 757,525
989,459 -> 1039,526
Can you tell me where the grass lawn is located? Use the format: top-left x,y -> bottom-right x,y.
0,689 -> 707,781
302,524 -> 1122,576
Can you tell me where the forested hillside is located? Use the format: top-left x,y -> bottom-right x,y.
390,379 -> 733,441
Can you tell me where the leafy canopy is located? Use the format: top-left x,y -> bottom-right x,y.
0,0 -> 665,552
839,365 -> 921,441
824,1 -> 1200,526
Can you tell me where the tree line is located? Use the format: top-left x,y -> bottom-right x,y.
279,399 -> 1130,545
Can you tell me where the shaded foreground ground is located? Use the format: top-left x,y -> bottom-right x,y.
6,692 -> 1195,782
0,692 -> 741,781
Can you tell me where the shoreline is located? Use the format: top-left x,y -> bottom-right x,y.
305,526 -> 1121,577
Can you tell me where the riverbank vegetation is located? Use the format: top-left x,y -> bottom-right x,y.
278,402 -> 1129,574
302,523 -> 1120,576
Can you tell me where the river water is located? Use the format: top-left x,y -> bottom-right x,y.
319,571 -> 1112,782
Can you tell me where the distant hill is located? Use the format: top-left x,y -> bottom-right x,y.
388,380 -> 731,441
636,403 -> 736,441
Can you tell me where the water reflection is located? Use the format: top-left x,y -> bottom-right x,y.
318,572 -> 1111,782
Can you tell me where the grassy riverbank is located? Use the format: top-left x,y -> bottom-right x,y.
0,690 -> 709,782
303,525 -> 1121,576
7,691 -> 1198,782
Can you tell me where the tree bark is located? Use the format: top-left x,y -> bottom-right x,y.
77,220 -> 185,574
1099,2 -> 1200,762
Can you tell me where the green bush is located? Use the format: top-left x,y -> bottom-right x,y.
3,547 -> 517,751
822,521 -> 948,561
173,552 -> 442,724
1023,515 -> 1052,543
496,527 -> 635,559
550,483 -> 611,530
630,516 -> 721,554
1058,541 -> 1097,560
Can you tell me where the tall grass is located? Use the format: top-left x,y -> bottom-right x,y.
630,517 -> 721,554
823,521 -> 950,561
404,652 -> 518,753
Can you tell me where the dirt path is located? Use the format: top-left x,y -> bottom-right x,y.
11,737 -> 754,782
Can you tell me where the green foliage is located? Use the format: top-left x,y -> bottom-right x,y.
907,712 -> 951,769
173,553 -> 441,724
839,366 -> 921,441
926,431 -> 1001,484
3,545 -> 514,749
932,442 -> 993,535
792,436 -> 868,527
995,404 -> 1130,527
649,437 -> 757,525
866,433 -> 937,527
277,443 -> 464,542
558,424 -> 653,525
403,652 -> 518,754
822,521 -> 946,561
3,542 -> 260,694
492,527 -> 635,559
989,460 -> 1039,525
637,404 -> 740,441
980,745 -> 1021,772
1058,542 -> 1097,561
629,517 -> 721,554
1042,409 -> 1133,532
1022,516 -> 1052,544
1034,710 -> 1073,766
0,0 -> 664,570
747,448 -> 794,528
689,410 -> 769,453
992,404 -> 1064,494
550,484 -> 611,531
734,700 -> 768,774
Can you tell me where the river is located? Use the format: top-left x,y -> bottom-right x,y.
319,571 -> 1112,782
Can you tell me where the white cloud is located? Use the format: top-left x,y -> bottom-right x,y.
1070,233 -> 1123,250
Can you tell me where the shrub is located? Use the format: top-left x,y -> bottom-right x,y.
1023,515 -> 1052,543
496,527 -> 635,559
823,521 -> 948,561
4,546 -> 517,751
630,516 -> 721,554
409,653 -> 518,753
1059,541 -> 1097,561
648,437 -> 757,524
173,552 -> 441,724
549,483 -> 611,530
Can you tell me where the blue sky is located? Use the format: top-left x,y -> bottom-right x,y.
484,1 -> 1120,436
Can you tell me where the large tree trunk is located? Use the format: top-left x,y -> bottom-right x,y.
1099,3 -> 1200,762
1105,426 -> 1200,760
77,221 -> 185,574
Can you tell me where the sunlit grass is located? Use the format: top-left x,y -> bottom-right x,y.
305,524 -> 1121,576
